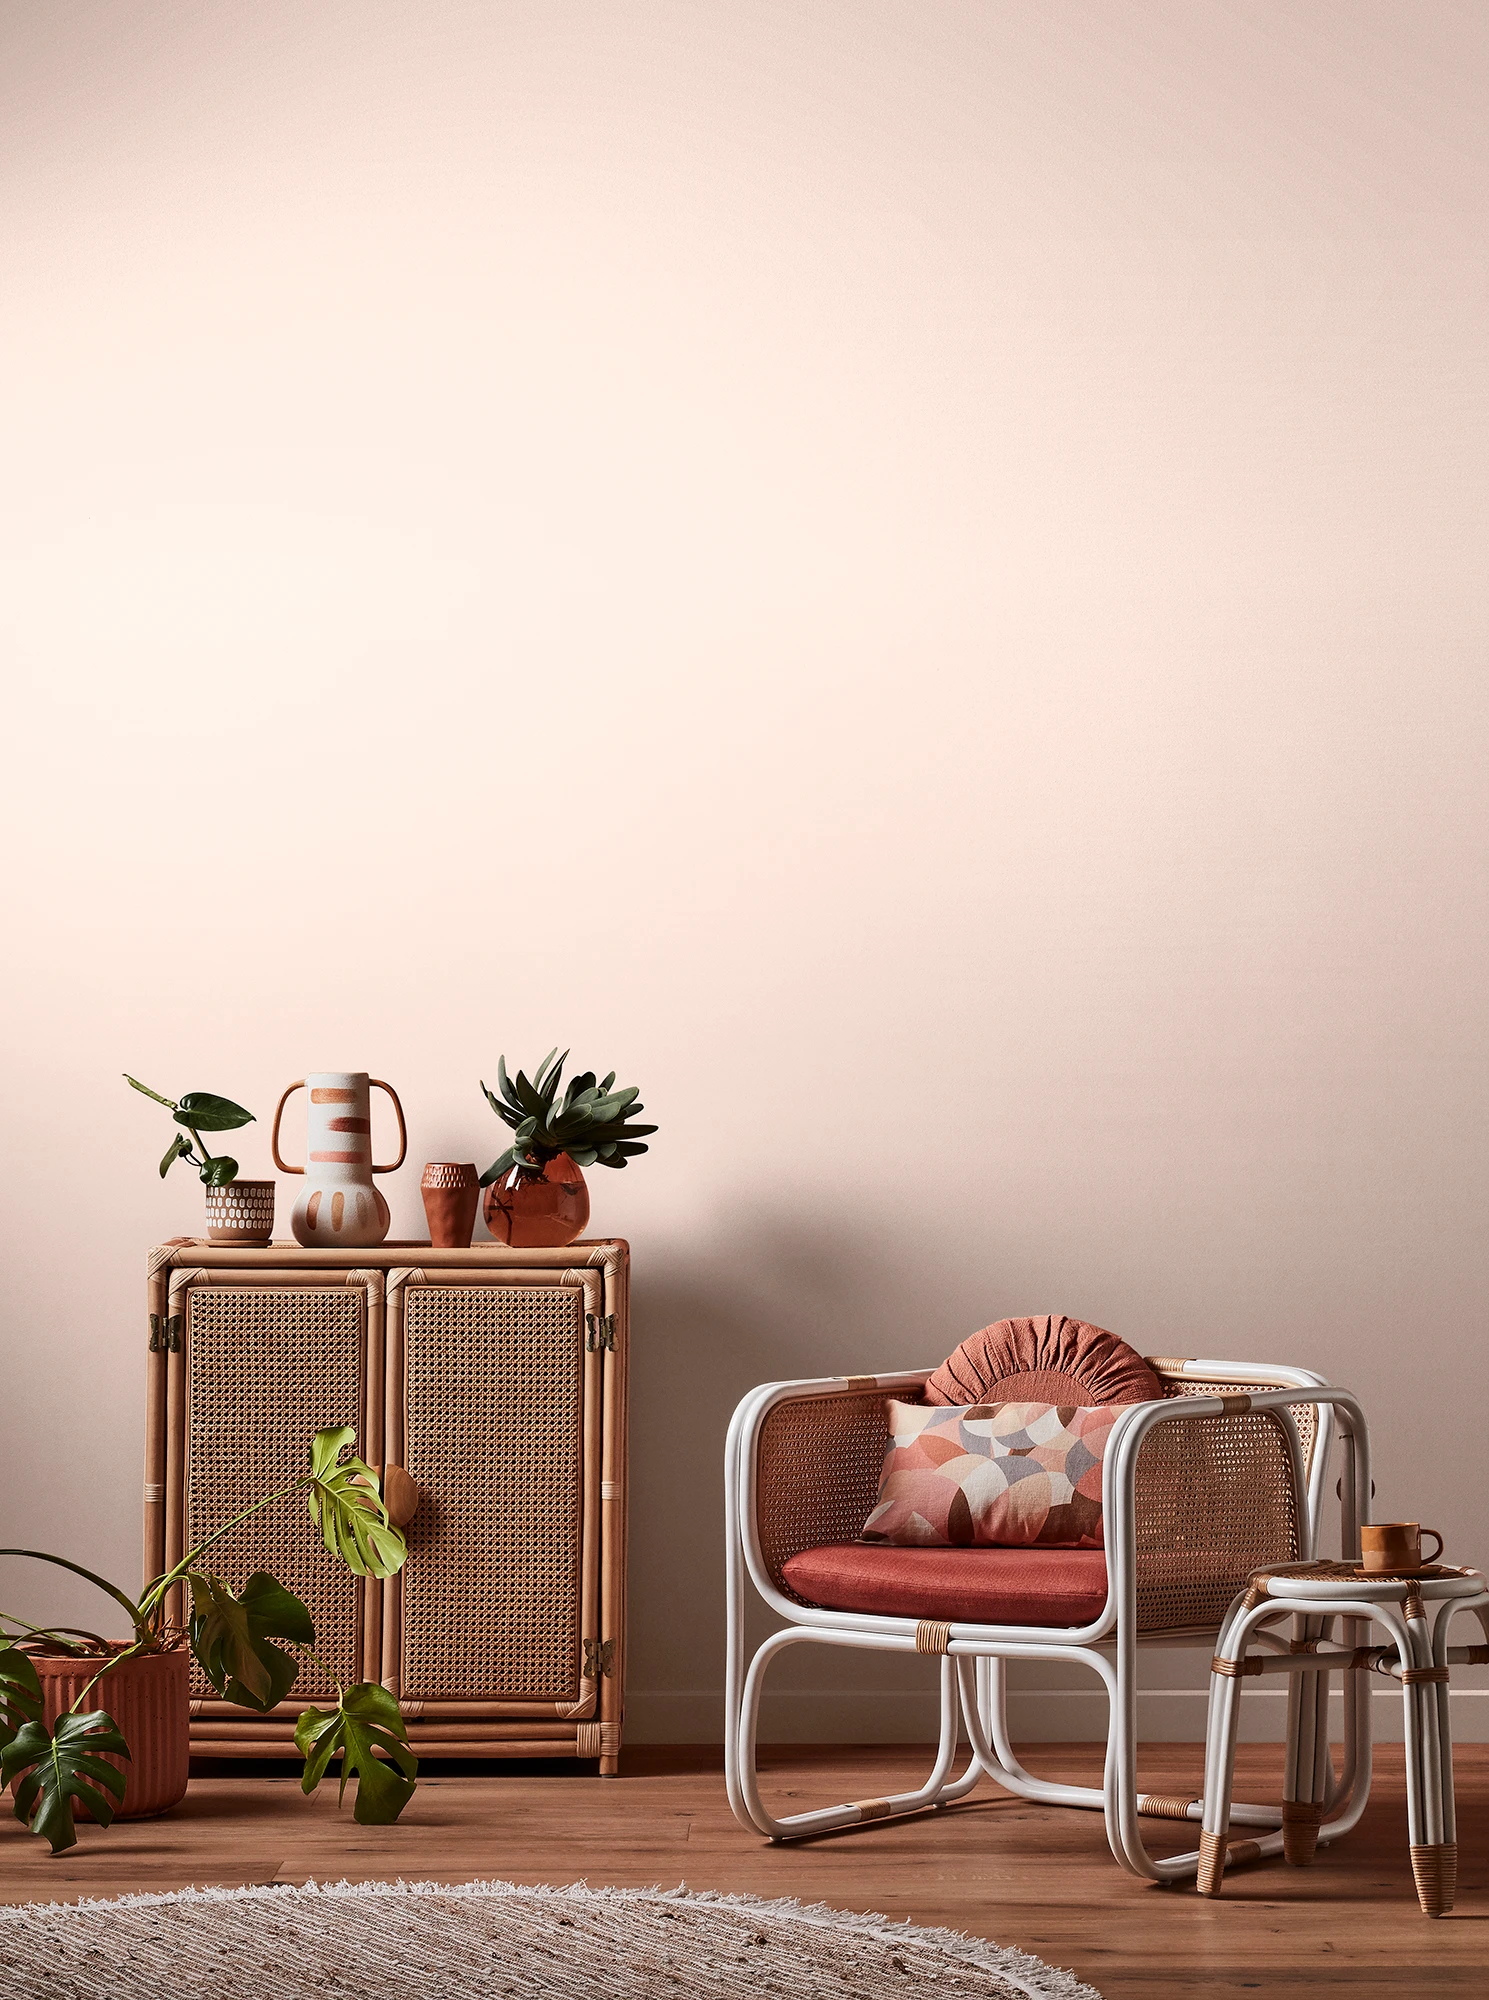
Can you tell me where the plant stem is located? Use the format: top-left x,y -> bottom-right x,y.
187,1124 -> 211,1173
68,1636 -> 152,1716
0,1615 -> 112,1654
136,1478 -> 306,1621
0,1552 -> 150,1642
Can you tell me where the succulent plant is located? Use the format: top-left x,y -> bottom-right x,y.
479,1050 -> 657,1187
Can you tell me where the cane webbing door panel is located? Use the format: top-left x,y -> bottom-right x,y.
145,1241 -> 628,1768
163,1271 -> 378,1702
386,1275 -> 599,1710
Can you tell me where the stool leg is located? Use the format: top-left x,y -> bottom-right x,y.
1395,1597 -> 1454,1918
1283,1613 -> 1331,1864
1415,1599 -> 1460,1919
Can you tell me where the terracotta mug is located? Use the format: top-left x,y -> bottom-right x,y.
1360,1522 -> 1443,1572
421,1162 -> 480,1248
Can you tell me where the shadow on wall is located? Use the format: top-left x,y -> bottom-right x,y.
623,1206 -> 1002,1731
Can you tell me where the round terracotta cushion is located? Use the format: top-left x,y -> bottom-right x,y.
923,1313 -> 1160,1408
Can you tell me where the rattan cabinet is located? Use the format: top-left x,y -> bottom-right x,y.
144,1239 -> 628,1771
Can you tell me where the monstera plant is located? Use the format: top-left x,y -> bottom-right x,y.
0,1428 -> 417,1853
124,1073 -> 255,1186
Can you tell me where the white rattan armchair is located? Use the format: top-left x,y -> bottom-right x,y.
725,1355 -> 1372,1883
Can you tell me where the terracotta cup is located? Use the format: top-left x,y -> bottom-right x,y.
422,1161 -> 480,1248
1361,1522 -> 1444,1572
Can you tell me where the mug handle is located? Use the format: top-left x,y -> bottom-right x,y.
270,1081 -> 306,1174
1420,1527 -> 1444,1564
370,1080 -> 408,1174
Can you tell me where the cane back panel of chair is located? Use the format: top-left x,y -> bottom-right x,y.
399,1284 -> 585,1702
1132,1376 -> 1315,1634
184,1285 -> 366,1699
756,1389 -> 891,1604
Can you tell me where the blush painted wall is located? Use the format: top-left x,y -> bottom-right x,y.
2,1 -> 1485,1743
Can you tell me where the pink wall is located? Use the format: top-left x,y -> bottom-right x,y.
2,2 -> 1485,1741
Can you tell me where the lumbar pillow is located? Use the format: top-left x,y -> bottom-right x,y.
860,1398 -> 1119,1549
923,1314 -> 1160,1409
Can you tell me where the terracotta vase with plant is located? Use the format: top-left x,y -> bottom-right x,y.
479,1050 -> 656,1247
124,1073 -> 274,1243
0,1428 -> 416,1854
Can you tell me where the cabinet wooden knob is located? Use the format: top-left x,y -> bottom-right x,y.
381,1464 -> 420,1528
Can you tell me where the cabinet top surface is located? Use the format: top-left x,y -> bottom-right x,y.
148,1238 -> 628,1274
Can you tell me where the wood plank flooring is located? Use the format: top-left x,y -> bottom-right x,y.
1,1743 -> 1483,1997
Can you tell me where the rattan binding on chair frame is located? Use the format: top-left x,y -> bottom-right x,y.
1410,1843 -> 1457,1919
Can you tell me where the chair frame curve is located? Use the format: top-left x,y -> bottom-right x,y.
724,1357 -> 1370,1882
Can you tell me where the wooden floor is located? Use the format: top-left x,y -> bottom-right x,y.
1,1743 -> 1484,1997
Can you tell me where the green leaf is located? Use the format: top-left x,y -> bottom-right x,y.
480,1079 -> 520,1132
0,1646 -> 42,1756
198,1155 -> 239,1187
158,1133 -> 191,1178
124,1074 -> 178,1109
3,1711 -> 130,1854
495,1056 -> 523,1112
294,1682 -> 417,1825
173,1092 -> 255,1133
599,1072 -> 616,1092
305,1430 -> 408,1579
479,1148 -> 517,1187
532,1048 -> 566,1096
567,1148 -> 599,1167
189,1570 -> 313,1713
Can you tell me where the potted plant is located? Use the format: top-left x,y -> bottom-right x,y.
479,1050 -> 656,1247
0,1427 -> 416,1853
124,1073 -> 275,1243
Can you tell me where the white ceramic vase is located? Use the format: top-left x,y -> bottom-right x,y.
270,1071 -> 406,1247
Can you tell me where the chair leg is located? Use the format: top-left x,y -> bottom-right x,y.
735,1631 -> 967,1842
1198,1664 -> 1244,1896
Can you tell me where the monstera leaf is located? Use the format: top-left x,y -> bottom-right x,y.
189,1570 -> 314,1712
2,1710 -> 129,1854
295,1682 -> 417,1825
0,1646 -> 42,1755
305,1428 -> 407,1579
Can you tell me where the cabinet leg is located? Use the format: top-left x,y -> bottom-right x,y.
599,1754 -> 619,1777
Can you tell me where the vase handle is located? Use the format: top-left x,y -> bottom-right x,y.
270,1080 -> 306,1174
371,1079 -> 408,1173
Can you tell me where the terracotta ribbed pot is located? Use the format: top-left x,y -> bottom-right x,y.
421,1161 -> 480,1248
482,1153 -> 590,1248
31,1646 -> 190,1820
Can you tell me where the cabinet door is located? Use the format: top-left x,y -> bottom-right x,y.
384,1272 -> 601,1710
166,1269 -> 379,1701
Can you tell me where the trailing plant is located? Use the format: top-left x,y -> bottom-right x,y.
124,1074 -> 255,1187
479,1050 -> 657,1186
0,1427 -> 415,1853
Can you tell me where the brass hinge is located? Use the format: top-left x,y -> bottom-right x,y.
585,1313 -> 617,1353
148,1313 -> 182,1353
583,1638 -> 615,1679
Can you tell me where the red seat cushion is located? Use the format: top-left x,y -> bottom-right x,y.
924,1314 -> 1160,1409
782,1541 -> 1109,1628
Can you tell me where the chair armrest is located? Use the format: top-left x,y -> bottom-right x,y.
1104,1387 -> 1370,1636
727,1372 -> 928,1602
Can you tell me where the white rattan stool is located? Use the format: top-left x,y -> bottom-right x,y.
1199,1558 -> 1489,1915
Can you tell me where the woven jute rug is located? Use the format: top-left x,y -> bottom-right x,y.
0,1878 -> 1101,2000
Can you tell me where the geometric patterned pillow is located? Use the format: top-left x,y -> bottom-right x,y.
859,1400 -> 1120,1550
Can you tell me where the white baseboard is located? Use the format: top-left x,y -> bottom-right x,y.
625,1686 -> 1489,1745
